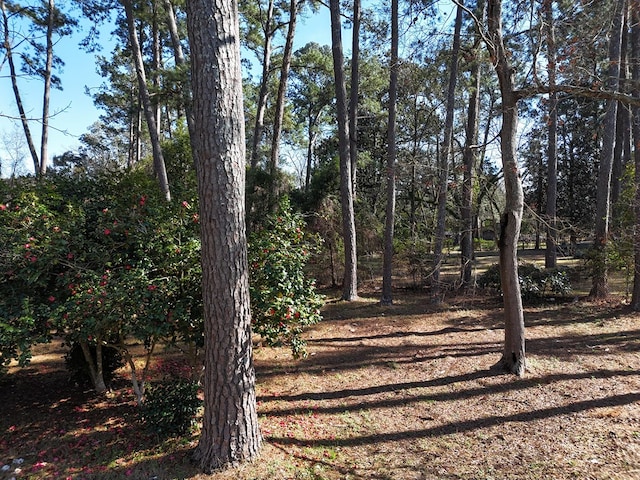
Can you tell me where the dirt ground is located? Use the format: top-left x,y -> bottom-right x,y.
1,286 -> 639,479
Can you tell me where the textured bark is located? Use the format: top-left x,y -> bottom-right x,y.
122,0 -> 172,201
591,0 -> 626,299
432,2 -> 463,300
186,0 -> 262,470
381,0 -> 398,306
543,0 -> 558,269
487,0 -> 525,376
631,0 -> 640,310
330,0 -> 358,300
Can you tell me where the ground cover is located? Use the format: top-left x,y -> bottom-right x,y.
1,257 -> 639,479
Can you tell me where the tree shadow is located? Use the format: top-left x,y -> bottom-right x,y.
266,390 -> 639,448
258,368 -> 638,417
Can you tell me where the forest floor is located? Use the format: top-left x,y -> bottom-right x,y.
1,250 -> 640,480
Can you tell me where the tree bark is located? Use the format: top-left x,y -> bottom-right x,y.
487,0 -> 526,376
381,0 -> 398,305
186,0 -> 262,470
121,0 -> 172,202
330,0 -> 358,300
591,0 -> 626,298
432,2 -> 463,300
544,0 -> 558,269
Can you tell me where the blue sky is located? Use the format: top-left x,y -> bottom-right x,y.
0,1 -> 456,175
0,5 -> 337,175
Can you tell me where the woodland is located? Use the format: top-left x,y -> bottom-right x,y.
1,0 -> 640,478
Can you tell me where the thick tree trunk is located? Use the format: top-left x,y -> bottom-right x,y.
381,0 -> 398,306
544,0 -> 558,268
432,2 -> 463,300
460,44 -> 481,288
122,0 -> 172,202
186,0 -> 262,470
591,0 -> 626,298
630,0 -> 640,309
330,0 -> 358,301
487,0 -> 525,376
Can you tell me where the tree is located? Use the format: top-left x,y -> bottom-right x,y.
432,1 -> 463,301
185,0 -> 262,470
543,0 -> 558,269
349,0 -> 361,192
591,0 -> 626,298
485,0 -> 526,375
631,0 -> 640,310
460,3 -> 483,289
380,0 -> 398,306
121,0 -> 172,201
1,0 -> 76,175
269,0 -> 301,187
330,0 -> 358,300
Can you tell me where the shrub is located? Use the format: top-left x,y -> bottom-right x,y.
248,196 -> 325,358
478,262 -> 572,300
141,379 -> 202,437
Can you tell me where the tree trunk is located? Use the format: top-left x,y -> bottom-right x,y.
79,340 -> 107,393
349,0 -> 361,194
38,0 -> 55,176
250,0 -> 275,170
121,0 -> 172,202
460,33 -> 482,289
330,0 -> 358,301
269,0 -> 299,184
2,0 -> 40,174
381,0 -> 398,306
591,0 -> 626,298
612,11 -> 630,214
630,0 -> 640,309
544,0 -> 558,268
163,0 -> 195,137
487,0 -> 526,376
432,2 -> 463,301
186,0 -> 262,470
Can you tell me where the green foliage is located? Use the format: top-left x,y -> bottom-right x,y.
0,167 -> 203,386
248,197 -> 325,358
478,262 -> 572,301
141,378 -> 202,437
